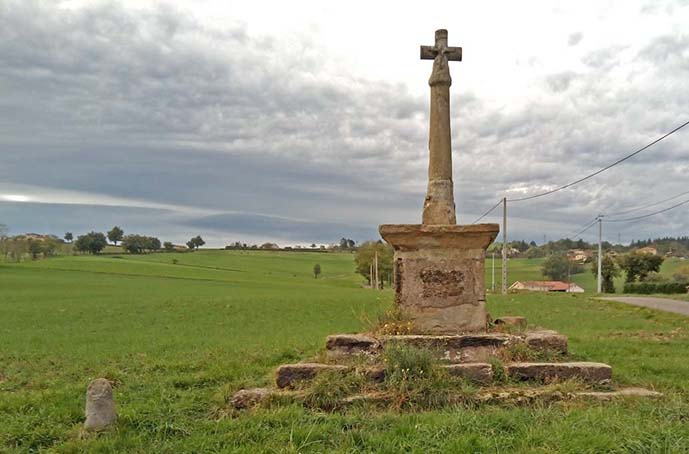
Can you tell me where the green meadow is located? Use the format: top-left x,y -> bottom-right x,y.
2,251 -> 689,453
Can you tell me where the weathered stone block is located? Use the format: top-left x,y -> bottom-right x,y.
505,362 -> 612,383
576,387 -> 662,400
325,334 -> 380,355
230,388 -> 273,409
379,224 -> 499,334
443,363 -> 493,384
275,363 -> 348,389
525,330 -> 568,354
83,378 -> 116,432
494,316 -> 528,330
380,333 -> 515,362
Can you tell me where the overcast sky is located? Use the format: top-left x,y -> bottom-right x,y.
1,0 -> 688,246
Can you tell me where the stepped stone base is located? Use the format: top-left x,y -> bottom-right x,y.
506,362 -> 612,383
236,318 -> 627,411
326,330 -> 567,362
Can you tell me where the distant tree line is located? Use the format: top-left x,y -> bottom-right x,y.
629,236 -> 689,256
1,223 -> 206,261
591,251 -> 674,293
491,235 -> 689,261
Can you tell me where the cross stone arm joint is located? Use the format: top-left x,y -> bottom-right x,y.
420,45 -> 462,61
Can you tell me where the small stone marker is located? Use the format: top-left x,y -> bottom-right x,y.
83,378 -> 116,432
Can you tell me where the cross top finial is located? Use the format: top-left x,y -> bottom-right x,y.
434,29 -> 448,48
420,29 -> 462,62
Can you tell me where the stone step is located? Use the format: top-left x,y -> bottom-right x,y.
443,363 -> 493,384
524,330 -> 568,355
325,331 -> 567,362
505,362 -> 612,384
230,385 -> 661,410
275,363 -> 348,389
325,334 -> 380,355
494,316 -> 528,330
275,362 -> 495,389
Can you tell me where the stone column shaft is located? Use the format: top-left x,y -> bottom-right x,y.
422,30 -> 457,225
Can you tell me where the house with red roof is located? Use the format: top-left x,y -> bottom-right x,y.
509,280 -> 585,293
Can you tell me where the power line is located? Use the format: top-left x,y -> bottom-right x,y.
605,189 -> 689,217
604,196 -> 689,223
471,199 -> 502,224
565,217 -> 600,238
508,119 -> 689,202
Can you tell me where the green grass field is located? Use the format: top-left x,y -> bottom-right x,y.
2,251 -> 689,453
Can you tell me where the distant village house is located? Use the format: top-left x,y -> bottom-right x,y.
509,280 -> 585,293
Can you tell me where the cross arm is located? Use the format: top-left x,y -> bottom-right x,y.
420,46 -> 462,61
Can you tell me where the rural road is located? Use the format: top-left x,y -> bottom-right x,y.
599,296 -> 689,316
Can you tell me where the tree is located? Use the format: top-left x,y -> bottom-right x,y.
163,241 -> 175,252
618,252 -> 664,283
541,255 -> 570,281
122,235 -> 145,254
28,239 -> 42,260
41,237 -> 60,257
355,241 -> 394,287
313,263 -> 321,278
339,238 -> 356,249
0,224 -> 9,258
187,235 -> 205,250
122,235 -> 161,254
673,266 -> 689,283
144,236 -> 161,252
591,254 -> 620,293
107,226 -> 124,245
74,232 -> 107,254
64,232 -> 73,243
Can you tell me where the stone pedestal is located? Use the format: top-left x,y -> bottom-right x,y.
379,223 -> 499,334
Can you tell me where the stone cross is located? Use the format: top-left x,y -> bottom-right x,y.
420,29 -> 462,225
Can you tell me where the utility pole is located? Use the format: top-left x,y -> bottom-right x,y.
491,252 -> 495,292
374,250 -> 379,290
597,215 -> 603,294
502,197 -> 507,294
370,263 -> 374,289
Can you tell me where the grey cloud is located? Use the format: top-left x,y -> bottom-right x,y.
581,46 -> 626,69
568,32 -> 583,46
545,71 -> 578,92
638,34 -> 689,64
186,212 -> 376,243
